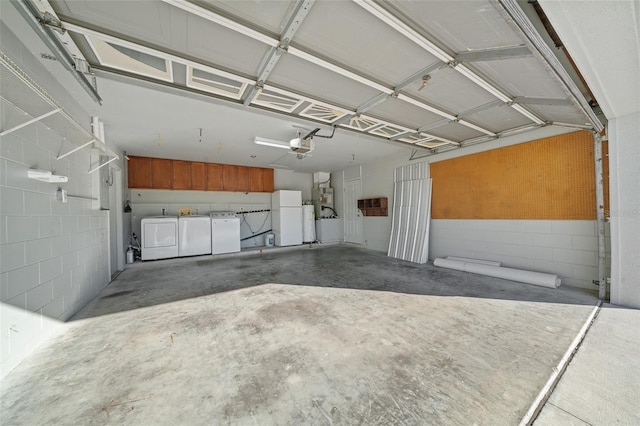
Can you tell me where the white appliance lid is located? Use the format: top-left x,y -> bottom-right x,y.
210,211 -> 237,218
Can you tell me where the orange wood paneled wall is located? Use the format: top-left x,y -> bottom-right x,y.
430,131 -> 601,220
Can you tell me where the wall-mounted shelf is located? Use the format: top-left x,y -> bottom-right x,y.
0,52 -> 118,161
28,169 -> 68,183
357,197 -> 388,216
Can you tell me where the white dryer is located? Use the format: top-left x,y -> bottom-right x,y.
210,211 -> 241,254
179,215 -> 212,257
141,216 -> 179,260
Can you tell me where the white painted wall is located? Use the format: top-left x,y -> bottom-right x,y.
608,112 -> 640,307
0,20 -> 113,377
539,0 -> 640,306
274,170 -> 313,202
128,170 -> 312,248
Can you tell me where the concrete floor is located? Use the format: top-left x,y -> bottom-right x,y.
535,304 -> 640,425
1,245 -> 601,425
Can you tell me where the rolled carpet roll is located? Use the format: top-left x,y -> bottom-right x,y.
433,258 -> 561,288
445,256 -> 502,267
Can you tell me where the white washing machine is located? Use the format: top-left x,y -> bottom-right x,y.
210,211 -> 241,255
179,215 -> 212,257
141,216 -> 179,260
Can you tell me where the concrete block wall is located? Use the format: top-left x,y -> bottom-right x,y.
1,8 -> 112,378
1,101 -> 110,378
429,219 -> 599,289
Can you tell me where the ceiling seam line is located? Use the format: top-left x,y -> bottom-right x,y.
160,0 -> 396,97
89,64 -> 430,146
397,94 -> 497,136
161,0 -> 279,47
66,2 -> 530,149
427,123 -> 545,155
353,0 -> 547,126
496,0 -> 603,132
62,20 -> 482,141
353,0 -> 453,62
242,0 -> 316,105
286,46 -> 393,95
162,0 -> 493,138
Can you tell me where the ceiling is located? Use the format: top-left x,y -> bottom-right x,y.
21,0 -> 603,172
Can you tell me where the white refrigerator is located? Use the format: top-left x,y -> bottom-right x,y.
272,190 -> 302,246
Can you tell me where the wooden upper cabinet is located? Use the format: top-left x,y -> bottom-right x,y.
237,166 -> 251,192
190,162 -> 206,191
262,168 -> 274,193
222,165 -> 237,191
249,167 -> 263,192
151,158 -> 173,189
128,156 -> 152,188
172,160 -> 191,190
128,156 -> 274,192
206,163 -> 223,191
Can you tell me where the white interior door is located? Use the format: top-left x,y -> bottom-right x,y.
344,178 -> 363,244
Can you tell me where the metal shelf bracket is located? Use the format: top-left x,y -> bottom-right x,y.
0,107 -> 61,136
57,139 -> 95,160
88,156 -> 117,174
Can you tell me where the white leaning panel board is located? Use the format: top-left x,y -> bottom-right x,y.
388,162 -> 432,264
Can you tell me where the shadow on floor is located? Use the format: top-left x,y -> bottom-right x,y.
71,245 -> 598,321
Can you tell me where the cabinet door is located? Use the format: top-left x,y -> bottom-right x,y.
152,158 -> 173,189
206,163 -> 223,191
262,168 -> 274,193
172,160 -> 191,190
222,165 -> 237,191
237,166 -> 251,192
128,156 -> 152,188
249,167 -> 263,192
191,162 -> 206,191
